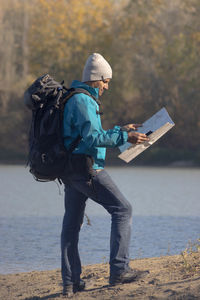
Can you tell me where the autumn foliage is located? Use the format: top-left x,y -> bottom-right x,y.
0,0 -> 200,164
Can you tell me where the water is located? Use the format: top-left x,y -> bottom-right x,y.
0,165 -> 200,274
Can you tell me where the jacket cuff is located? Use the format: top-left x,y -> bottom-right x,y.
113,125 -> 121,132
120,130 -> 128,144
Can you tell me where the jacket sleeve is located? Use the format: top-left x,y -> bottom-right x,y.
73,95 -> 128,148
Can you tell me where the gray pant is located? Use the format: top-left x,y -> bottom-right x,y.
61,169 -> 132,285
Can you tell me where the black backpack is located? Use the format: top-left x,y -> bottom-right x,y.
24,74 -> 93,183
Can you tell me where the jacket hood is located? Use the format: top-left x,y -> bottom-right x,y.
70,80 -> 99,100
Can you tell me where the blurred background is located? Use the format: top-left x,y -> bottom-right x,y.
0,0 -> 200,165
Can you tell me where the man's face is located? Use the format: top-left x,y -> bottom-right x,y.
92,78 -> 110,97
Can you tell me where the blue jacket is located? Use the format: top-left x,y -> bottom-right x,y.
63,80 -> 128,169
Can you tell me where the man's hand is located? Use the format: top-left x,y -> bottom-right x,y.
122,123 -> 142,131
127,131 -> 149,144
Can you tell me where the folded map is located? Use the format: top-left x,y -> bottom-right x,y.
118,107 -> 175,163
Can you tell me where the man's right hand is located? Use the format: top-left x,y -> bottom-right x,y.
127,131 -> 149,144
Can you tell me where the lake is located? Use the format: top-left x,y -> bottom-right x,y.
0,165 -> 200,274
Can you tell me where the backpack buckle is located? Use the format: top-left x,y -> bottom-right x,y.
41,153 -> 46,163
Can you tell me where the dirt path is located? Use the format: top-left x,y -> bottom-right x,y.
1,251 -> 200,299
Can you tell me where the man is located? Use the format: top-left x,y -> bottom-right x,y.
61,53 -> 149,296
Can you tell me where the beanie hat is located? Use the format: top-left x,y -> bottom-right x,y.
82,53 -> 112,82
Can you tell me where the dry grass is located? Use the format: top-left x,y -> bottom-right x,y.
180,239 -> 200,275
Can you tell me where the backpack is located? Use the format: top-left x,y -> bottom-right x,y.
24,74 -> 93,183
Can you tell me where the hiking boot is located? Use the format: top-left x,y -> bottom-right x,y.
63,284 -> 73,297
73,279 -> 86,293
109,268 -> 149,285
63,279 -> 86,297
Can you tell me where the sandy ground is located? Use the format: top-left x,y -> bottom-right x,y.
1,251 -> 200,300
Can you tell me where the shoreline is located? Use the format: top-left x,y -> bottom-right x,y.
0,161 -> 199,168
1,147 -> 200,168
1,252 -> 199,299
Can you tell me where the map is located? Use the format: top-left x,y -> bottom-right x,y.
118,107 -> 175,163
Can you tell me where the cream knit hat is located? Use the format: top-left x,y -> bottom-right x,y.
82,53 -> 112,82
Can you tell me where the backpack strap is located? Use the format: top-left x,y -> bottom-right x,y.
72,88 -> 101,106
62,87 -> 101,106
62,87 -> 102,153
68,135 -> 82,153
